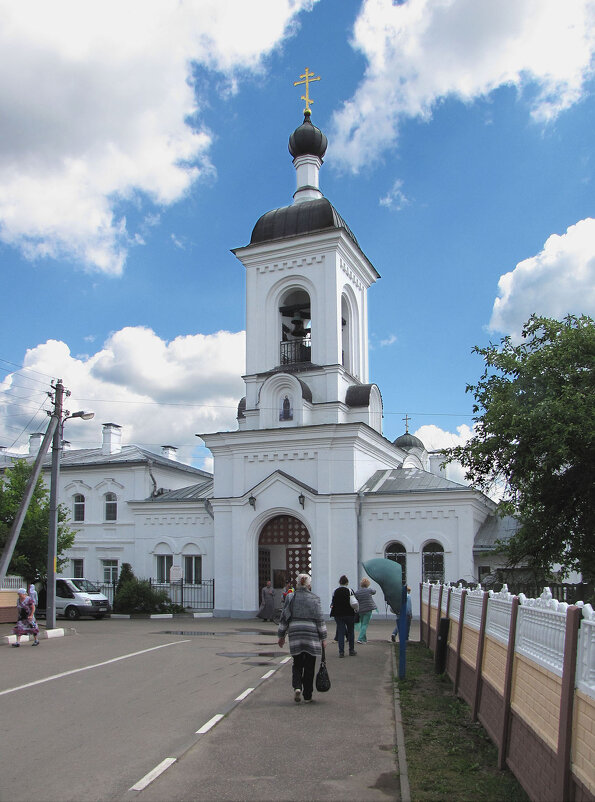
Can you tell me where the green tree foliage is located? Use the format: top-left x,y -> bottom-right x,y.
0,459 -> 76,585
115,562 -> 135,596
113,578 -> 171,614
443,315 -> 595,581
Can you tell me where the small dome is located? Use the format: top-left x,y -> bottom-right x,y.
393,431 -> 425,450
289,113 -> 327,160
250,197 -> 359,248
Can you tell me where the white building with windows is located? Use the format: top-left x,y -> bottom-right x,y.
1,111 -> 506,617
0,423 -> 213,587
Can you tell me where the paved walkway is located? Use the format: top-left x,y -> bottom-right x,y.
128,618 -> 415,802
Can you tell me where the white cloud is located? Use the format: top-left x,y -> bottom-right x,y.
415,423 -> 473,485
379,179 -> 409,211
0,326 -> 246,468
0,1 -> 316,274
489,218 -> 595,338
331,0 -> 595,171
379,334 -> 397,346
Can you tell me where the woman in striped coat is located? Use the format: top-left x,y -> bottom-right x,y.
277,573 -> 327,703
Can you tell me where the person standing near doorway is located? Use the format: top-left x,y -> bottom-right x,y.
257,579 -> 275,621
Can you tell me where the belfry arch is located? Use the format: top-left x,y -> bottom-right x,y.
258,514 -> 311,598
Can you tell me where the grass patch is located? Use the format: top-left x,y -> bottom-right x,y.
396,642 -> 529,802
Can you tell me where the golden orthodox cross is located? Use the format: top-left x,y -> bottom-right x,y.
294,67 -> 321,114
402,413 -> 411,433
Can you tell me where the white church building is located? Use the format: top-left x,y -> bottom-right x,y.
2,110 -> 502,618
198,108 -> 497,616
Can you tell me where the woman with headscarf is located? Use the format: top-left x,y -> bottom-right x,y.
12,588 -> 40,647
277,573 -> 327,703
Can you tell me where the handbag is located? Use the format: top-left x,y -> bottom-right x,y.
353,611 -> 360,624
349,589 -> 359,611
315,645 -> 331,692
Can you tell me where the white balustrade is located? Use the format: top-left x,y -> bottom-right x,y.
486,586 -> 515,644
450,586 -> 463,622
463,587 -> 485,631
576,603 -> 595,699
515,588 -> 569,676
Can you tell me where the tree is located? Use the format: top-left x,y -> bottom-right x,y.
442,314 -> 595,581
0,459 -> 76,585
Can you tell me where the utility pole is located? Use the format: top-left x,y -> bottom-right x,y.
46,379 -> 66,630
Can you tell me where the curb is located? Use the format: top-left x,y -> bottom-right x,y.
2,627 -> 76,645
391,643 -> 411,802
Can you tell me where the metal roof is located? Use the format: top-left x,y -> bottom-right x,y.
140,478 -> 214,502
250,198 -> 360,249
359,467 -> 471,494
474,514 -> 520,552
0,444 -> 210,479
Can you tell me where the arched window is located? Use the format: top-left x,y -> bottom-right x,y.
422,542 -> 445,583
279,288 -> 311,366
73,493 -> 85,522
385,541 -> 407,584
105,492 -> 117,521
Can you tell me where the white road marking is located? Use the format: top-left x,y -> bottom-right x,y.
280,656 -> 291,664
235,687 -> 255,701
0,640 -> 191,697
196,713 -> 224,734
130,757 -> 176,791
261,669 -> 275,679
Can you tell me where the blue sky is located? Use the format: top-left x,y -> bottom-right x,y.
1,0 -> 594,479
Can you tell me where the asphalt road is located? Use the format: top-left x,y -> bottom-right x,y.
0,618 -> 294,802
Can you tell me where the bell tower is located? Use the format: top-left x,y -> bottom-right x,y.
232,105 -> 382,433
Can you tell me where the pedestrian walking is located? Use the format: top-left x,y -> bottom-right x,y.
355,577 -> 377,643
330,575 -> 358,657
28,583 -> 38,605
12,588 -> 40,647
391,586 -> 412,642
277,573 -> 327,703
257,579 -> 275,621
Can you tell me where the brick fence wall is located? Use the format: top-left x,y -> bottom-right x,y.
420,582 -> 595,802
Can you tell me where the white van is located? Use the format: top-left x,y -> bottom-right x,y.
37,578 -> 110,620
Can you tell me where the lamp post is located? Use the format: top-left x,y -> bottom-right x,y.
46,379 -> 94,630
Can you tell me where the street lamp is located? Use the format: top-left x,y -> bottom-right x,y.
46,381 -> 94,630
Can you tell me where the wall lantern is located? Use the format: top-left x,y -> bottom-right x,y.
248,495 -> 256,509
298,493 -> 305,508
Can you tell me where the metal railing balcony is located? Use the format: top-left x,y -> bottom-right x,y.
280,338 -> 311,365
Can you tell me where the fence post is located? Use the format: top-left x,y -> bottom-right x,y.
498,595 -> 519,770
427,584 -> 433,647
555,605 -> 581,802
471,590 -> 489,721
435,584 -> 444,652
453,589 -> 467,695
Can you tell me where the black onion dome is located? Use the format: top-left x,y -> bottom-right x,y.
393,432 -> 425,450
289,113 -> 328,159
250,197 -> 360,248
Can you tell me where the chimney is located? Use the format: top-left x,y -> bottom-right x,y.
429,452 -> 447,478
29,432 -> 44,455
102,423 -> 122,455
161,445 -> 178,461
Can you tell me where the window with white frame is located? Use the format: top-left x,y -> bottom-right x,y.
184,555 -> 202,584
72,558 -> 84,578
105,492 -> 117,521
102,559 -> 118,583
73,494 -> 85,522
156,554 -> 173,583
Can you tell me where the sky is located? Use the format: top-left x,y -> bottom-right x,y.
0,0 -> 594,482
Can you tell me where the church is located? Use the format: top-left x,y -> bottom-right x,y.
198,100 -> 498,617
2,95 -> 504,620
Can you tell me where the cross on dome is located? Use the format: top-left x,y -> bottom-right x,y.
294,67 -> 321,115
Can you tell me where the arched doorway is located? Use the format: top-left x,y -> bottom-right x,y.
258,515 -> 311,600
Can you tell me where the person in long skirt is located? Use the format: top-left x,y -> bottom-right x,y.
257,580 -> 275,621
12,588 -> 40,647
277,573 -> 327,703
